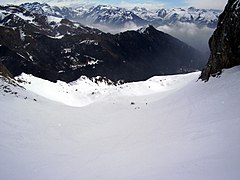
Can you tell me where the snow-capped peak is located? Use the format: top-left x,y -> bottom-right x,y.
20,2 -> 54,16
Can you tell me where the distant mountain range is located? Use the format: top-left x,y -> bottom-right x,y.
0,4 -> 205,83
20,2 -> 221,29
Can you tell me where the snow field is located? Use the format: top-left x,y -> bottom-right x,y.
0,67 -> 240,180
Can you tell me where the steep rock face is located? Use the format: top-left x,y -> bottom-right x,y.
200,0 -> 240,80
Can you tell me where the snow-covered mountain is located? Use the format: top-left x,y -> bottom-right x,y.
1,66 -> 240,179
19,3 -> 147,28
0,4 -> 205,83
1,1 -> 239,178
77,5 -> 147,28
132,6 -> 220,28
0,4 -> 100,37
19,2 -> 82,20
20,2 -> 221,29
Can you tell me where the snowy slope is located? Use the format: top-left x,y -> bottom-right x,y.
16,72 -> 197,107
0,67 -> 240,180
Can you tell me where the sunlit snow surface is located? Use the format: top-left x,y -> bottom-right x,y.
16,72 -> 197,107
0,67 -> 240,180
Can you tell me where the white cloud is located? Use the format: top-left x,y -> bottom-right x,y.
88,22 -> 140,34
157,23 -> 215,52
185,0 -> 228,9
93,22 -> 214,53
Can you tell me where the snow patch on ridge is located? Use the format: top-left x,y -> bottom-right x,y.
16,72 -> 200,107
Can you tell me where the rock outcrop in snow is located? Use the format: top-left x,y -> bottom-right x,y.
200,0 -> 240,80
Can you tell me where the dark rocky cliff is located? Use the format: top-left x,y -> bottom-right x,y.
200,0 -> 240,81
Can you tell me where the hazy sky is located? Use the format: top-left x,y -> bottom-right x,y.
2,0 -> 228,9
